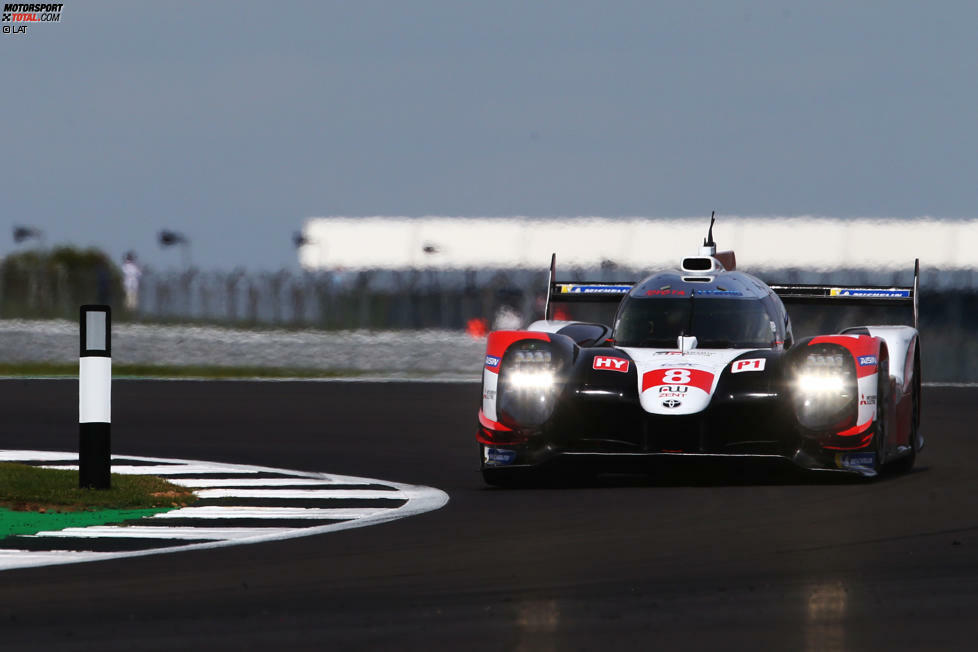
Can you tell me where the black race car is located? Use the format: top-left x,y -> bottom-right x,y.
477,220 -> 922,485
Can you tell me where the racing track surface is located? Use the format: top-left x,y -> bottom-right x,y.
0,380 -> 976,650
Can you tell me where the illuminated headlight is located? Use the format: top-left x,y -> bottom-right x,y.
497,344 -> 561,428
796,372 -> 846,393
790,347 -> 857,430
507,370 -> 555,390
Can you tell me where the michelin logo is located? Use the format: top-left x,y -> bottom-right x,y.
563,285 -> 633,294
830,288 -> 911,298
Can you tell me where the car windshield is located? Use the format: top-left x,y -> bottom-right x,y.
613,297 -> 776,349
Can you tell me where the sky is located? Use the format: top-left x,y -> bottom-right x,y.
2,1 -> 977,271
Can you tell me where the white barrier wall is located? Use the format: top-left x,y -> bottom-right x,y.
299,217 -> 978,272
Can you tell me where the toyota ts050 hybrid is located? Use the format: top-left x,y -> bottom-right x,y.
477,217 -> 922,485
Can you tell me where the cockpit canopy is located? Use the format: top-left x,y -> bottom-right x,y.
613,295 -> 786,350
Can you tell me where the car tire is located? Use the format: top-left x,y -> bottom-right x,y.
870,357 -> 888,476
890,350 -> 921,474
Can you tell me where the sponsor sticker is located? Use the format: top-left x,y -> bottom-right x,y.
830,288 -> 911,298
661,399 -> 682,409
592,356 -> 630,372
561,284 -> 633,294
859,393 -> 876,406
658,385 -> 689,393
484,447 -> 518,466
731,358 -> 766,374
695,290 -> 743,296
645,289 -> 686,296
642,368 -> 714,393
836,452 -> 876,470
858,355 -> 877,367
484,355 -> 501,370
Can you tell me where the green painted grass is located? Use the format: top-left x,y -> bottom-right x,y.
0,506 -> 174,538
0,463 -> 198,538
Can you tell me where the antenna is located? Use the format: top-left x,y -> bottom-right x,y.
704,211 -> 716,248
699,211 -> 717,256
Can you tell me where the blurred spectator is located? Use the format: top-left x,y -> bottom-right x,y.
122,251 -> 142,311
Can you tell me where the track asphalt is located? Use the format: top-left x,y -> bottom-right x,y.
0,380 -> 975,650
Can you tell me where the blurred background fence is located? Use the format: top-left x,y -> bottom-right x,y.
0,261 -> 975,380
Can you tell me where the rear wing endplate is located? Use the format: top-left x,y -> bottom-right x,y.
769,259 -> 920,329
544,253 -> 634,319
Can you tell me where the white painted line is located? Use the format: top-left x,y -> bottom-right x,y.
923,382 -> 978,388
169,477 -> 379,488
192,488 -> 406,500
0,450 -> 450,572
39,464 -> 265,475
33,526 -> 294,541
0,550 -> 113,565
0,451 -> 76,461
152,506 -> 391,520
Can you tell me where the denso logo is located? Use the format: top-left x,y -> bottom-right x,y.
593,356 -> 629,373
858,355 -> 878,367
645,289 -> 686,296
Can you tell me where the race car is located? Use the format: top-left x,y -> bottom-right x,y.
477,217 -> 922,485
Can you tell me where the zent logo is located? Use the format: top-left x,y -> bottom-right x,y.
484,355 -> 501,370
858,355 -> 877,367
593,356 -> 629,373
731,358 -> 766,374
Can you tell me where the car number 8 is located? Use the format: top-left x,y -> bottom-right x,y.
663,369 -> 691,384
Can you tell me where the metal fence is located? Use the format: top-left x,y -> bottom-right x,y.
0,265 -> 976,380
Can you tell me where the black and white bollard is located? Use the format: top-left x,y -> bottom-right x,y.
79,305 -> 111,489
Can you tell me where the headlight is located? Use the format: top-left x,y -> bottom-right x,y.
790,346 -> 857,430
497,343 -> 561,428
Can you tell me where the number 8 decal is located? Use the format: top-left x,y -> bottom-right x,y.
663,369 -> 691,384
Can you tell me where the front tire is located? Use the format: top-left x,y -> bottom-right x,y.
890,349 -> 921,474
870,357 -> 889,476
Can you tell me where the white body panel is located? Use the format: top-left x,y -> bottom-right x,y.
862,325 -> 918,392
620,347 -> 756,416
482,365 -> 499,421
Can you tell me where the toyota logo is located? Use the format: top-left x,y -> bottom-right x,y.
662,399 -> 681,409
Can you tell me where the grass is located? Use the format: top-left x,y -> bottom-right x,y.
0,462 -> 197,512
0,362 -> 367,379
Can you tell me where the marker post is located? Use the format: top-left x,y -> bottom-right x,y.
79,305 -> 111,489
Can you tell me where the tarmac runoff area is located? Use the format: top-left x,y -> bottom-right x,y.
0,450 -> 449,572
0,319 -> 486,379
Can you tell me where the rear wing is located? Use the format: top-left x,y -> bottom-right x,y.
769,259 -> 919,329
543,254 -> 634,320
543,253 -> 920,330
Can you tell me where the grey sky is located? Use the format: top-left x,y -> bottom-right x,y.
3,1 -> 976,271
